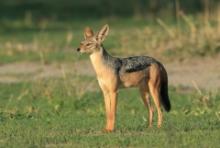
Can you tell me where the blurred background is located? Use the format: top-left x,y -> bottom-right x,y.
0,0 -> 219,85
0,0 -> 219,19
0,0 -> 219,61
0,0 -> 219,106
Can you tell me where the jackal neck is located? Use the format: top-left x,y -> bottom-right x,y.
90,45 -> 112,64
100,45 -> 113,61
89,45 -> 117,76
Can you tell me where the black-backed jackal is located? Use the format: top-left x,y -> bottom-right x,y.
76,25 -> 171,132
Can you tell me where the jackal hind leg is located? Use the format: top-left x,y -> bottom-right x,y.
148,81 -> 163,128
139,84 -> 154,128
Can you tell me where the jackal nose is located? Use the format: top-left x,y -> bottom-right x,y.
76,48 -> 80,52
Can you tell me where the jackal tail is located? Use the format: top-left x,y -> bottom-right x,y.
160,64 -> 171,112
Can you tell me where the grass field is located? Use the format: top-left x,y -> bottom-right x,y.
0,17 -> 220,147
0,80 -> 220,147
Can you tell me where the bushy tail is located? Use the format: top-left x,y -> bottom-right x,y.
160,64 -> 171,112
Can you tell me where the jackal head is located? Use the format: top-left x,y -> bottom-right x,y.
76,24 -> 109,53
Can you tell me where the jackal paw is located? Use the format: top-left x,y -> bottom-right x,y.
103,128 -> 114,133
157,124 -> 162,128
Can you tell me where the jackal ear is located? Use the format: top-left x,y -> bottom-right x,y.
84,27 -> 94,39
96,24 -> 109,43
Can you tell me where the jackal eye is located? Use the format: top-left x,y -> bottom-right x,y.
86,43 -> 92,46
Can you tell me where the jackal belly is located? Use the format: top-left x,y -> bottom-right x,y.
119,69 -> 148,88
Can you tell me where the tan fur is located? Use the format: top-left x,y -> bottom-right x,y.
120,70 -> 147,87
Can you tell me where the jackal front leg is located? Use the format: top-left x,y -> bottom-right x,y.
103,91 -> 117,132
107,91 -> 117,132
103,91 -> 111,131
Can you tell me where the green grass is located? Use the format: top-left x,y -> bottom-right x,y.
0,80 -> 220,147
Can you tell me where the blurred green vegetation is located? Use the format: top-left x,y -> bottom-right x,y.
0,0 -> 219,19
0,0 -> 219,64
0,17 -> 220,64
